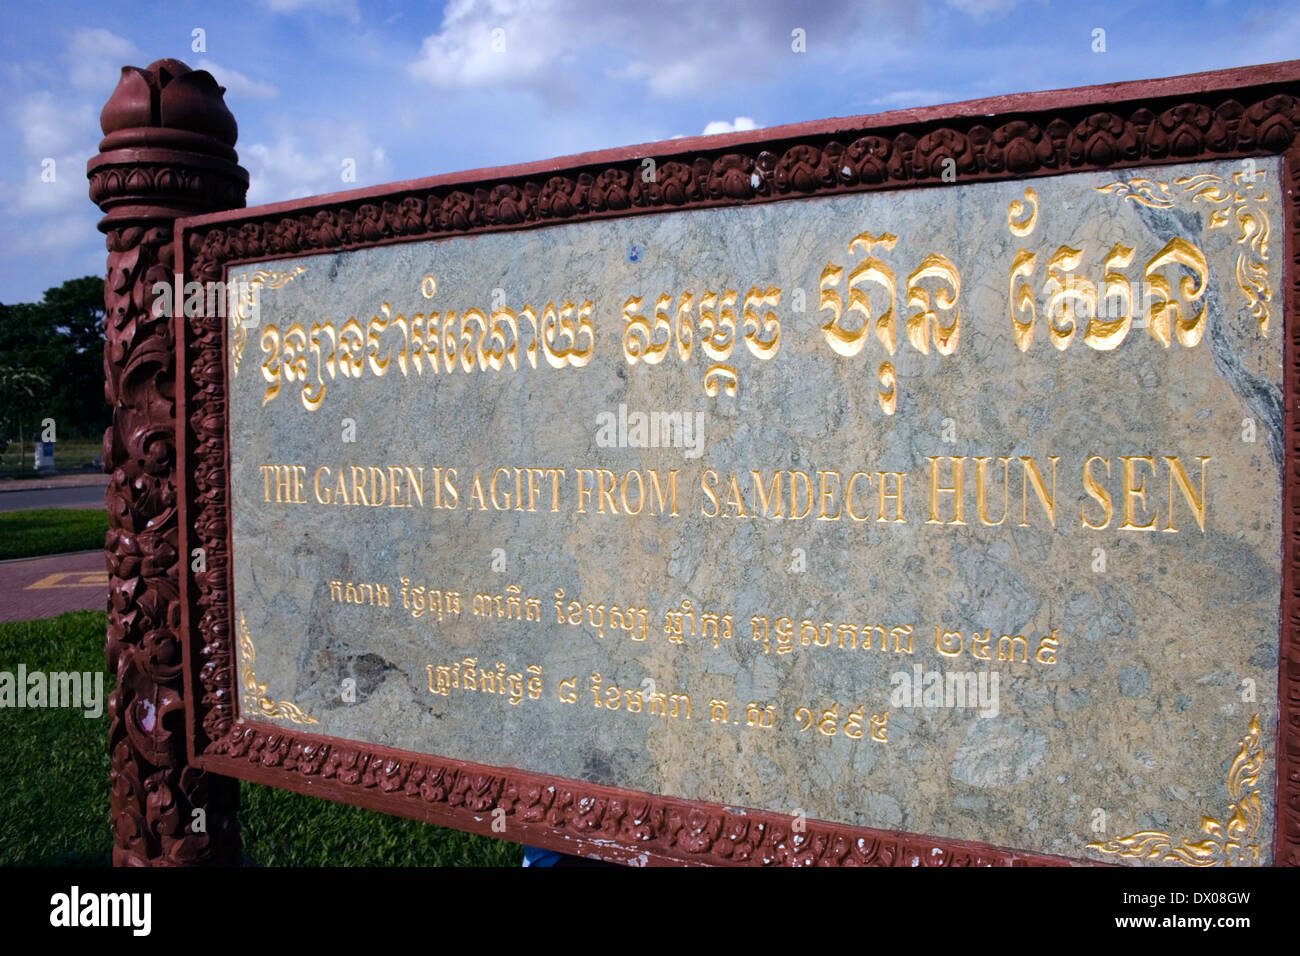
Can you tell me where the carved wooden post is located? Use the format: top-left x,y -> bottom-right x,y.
88,59 -> 248,865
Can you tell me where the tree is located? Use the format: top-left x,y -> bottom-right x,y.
0,276 -> 107,445
0,363 -> 51,467
42,276 -> 105,357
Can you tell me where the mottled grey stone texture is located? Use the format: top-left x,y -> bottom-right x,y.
229,157 -> 1282,863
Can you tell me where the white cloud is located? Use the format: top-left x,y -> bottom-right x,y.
0,167 -> 100,294
64,28 -> 140,93
262,0 -> 360,22
702,116 -> 758,135
407,0 -> 557,92
869,88 -> 953,108
242,121 -> 394,205
408,0 -> 915,99
15,91 -> 95,159
196,60 -> 278,101
1240,8 -> 1300,65
4,93 -> 97,216
15,210 -> 97,254
3,160 -> 87,216
945,0 -> 1022,18
0,30 -> 122,297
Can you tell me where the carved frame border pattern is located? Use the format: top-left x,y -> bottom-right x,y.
176,62 -> 1300,866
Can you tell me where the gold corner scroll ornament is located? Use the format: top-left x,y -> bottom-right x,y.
1096,171 -> 1271,334
1086,714 -> 1263,866
229,267 -> 307,376
238,613 -> 317,724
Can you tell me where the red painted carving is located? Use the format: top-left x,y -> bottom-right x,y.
1282,138 -> 1300,868
90,59 -> 248,866
167,62 -> 1300,865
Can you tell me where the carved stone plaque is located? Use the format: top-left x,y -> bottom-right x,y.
178,63 -> 1300,866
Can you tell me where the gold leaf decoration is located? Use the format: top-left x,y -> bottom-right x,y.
1095,177 -> 1179,208
1097,170 -> 1271,334
1086,714 -> 1263,866
239,613 -> 317,724
229,267 -> 307,375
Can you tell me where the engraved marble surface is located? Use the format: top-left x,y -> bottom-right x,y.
228,157 -> 1282,864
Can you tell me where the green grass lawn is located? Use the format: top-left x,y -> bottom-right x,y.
0,508 -> 108,560
0,611 -> 521,866
0,438 -> 102,479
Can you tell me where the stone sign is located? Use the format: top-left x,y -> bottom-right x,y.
161,62 -> 1300,866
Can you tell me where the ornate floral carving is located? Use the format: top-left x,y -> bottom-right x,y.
707,153 -> 754,200
774,144 -> 835,193
987,120 -> 1057,174
1087,715 -> 1264,866
589,168 -> 632,211
228,266 -> 305,375
1097,170 -> 1273,333
237,615 -> 315,724
914,127 -> 977,180
1068,111 -> 1142,167
842,135 -> 896,185
89,163 -> 246,213
94,58 -> 248,866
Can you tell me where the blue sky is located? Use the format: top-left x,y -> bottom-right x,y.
1,0 -> 1296,303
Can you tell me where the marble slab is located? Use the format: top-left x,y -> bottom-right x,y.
227,156 -> 1283,864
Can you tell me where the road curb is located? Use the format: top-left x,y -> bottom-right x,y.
0,548 -> 103,566
0,475 -> 109,493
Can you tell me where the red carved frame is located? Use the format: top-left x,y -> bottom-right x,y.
176,60 -> 1300,866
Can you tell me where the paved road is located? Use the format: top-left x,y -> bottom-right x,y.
0,550 -> 107,622
0,484 -> 107,512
